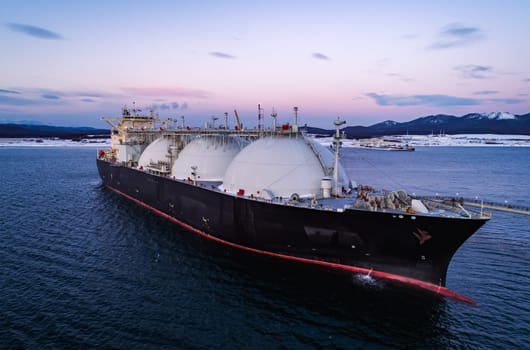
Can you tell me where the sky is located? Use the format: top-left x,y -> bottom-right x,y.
1,0 -> 530,128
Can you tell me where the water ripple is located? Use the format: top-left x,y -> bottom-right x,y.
1,147 -> 529,349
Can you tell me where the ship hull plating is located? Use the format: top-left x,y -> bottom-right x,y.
97,159 -> 486,297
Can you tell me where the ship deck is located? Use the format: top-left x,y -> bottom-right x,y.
172,176 -> 488,220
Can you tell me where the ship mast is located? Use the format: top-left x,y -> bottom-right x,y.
271,108 -> 277,130
258,104 -> 263,136
293,106 -> 299,135
333,118 -> 346,196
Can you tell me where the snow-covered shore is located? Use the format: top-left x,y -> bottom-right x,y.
0,137 -> 110,148
2,133 -> 530,148
314,134 -> 530,148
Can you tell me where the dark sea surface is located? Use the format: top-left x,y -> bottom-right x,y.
1,146 -> 529,349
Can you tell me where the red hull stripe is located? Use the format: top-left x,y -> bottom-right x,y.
105,185 -> 476,305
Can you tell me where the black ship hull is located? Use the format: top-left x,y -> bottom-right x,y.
97,159 -> 487,302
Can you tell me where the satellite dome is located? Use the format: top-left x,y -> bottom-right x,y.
222,136 -> 351,198
172,135 -> 246,181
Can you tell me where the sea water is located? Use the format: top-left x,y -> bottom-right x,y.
1,146 -> 529,349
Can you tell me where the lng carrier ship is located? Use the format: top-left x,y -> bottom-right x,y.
97,106 -> 490,302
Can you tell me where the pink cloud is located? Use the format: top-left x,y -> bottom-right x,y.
122,86 -> 209,99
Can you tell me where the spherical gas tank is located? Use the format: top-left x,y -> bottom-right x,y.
138,136 -> 173,168
172,135 -> 246,181
222,136 -> 351,198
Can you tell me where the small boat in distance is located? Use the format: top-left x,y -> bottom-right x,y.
359,137 -> 415,151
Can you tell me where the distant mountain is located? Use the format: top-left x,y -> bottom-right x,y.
0,123 -> 109,138
3,112 -> 530,139
307,112 -> 530,138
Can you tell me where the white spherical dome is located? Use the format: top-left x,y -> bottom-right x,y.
222,136 -> 351,198
172,135 -> 246,181
138,136 -> 173,167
